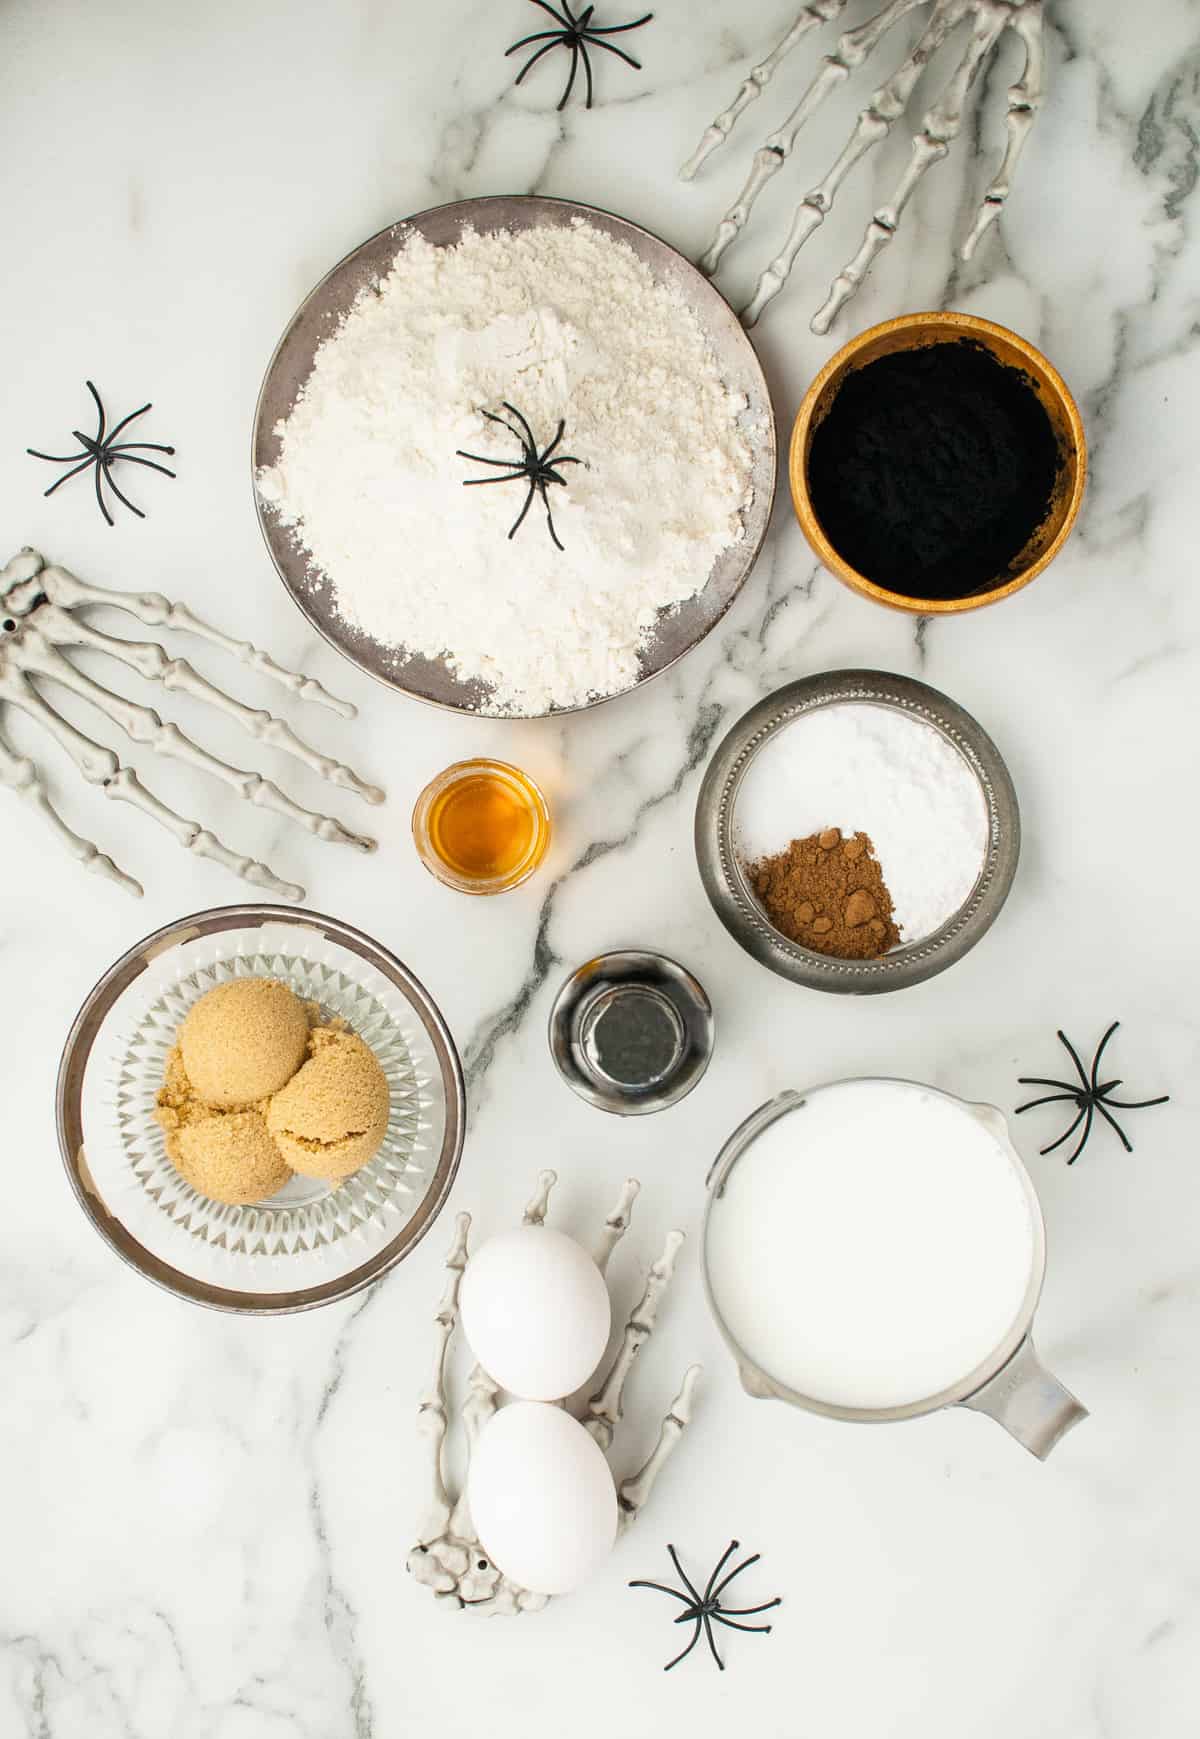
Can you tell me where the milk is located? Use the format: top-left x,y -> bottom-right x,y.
705,1080 -> 1038,1411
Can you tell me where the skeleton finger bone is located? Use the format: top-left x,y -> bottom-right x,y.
410,1176 -> 698,1615
809,1 -> 1007,334
594,1177 -> 640,1275
33,559 -> 356,720
0,661 -> 302,901
523,1168 -> 557,1227
681,0 -> 849,181
698,0 -> 927,277
447,1361 -> 501,1545
585,1227 -> 686,1453
415,1211 -> 470,1548
960,0 -> 1044,260
0,718 -> 141,896
30,602 -> 382,807
686,0 -> 1045,333
617,1363 -> 701,1534
741,0 -> 970,328
13,626 -> 376,852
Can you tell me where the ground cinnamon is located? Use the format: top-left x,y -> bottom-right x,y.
746,827 -> 901,960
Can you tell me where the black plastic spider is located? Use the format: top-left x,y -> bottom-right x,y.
456,401 -> 581,550
630,1540 -> 781,1673
1016,1021 -> 1170,1165
506,0 -> 653,111
27,380 -> 176,527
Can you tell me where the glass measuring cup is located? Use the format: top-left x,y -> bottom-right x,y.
702,1080 -> 1087,1459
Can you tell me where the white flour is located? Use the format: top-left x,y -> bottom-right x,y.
735,704 -> 989,943
257,220 -> 754,715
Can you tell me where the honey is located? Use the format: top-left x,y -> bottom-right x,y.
413,760 -> 550,894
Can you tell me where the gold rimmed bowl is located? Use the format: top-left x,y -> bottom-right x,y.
789,311 -> 1086,615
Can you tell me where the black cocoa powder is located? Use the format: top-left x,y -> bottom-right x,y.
807,339 -> 1061,601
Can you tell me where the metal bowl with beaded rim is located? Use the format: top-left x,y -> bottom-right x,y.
252,194 -> 777,717
694,671 -> 1020,994
56,905 -> 465,1314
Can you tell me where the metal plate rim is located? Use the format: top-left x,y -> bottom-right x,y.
694,670 -> 1021,995
251,193 -> 777,718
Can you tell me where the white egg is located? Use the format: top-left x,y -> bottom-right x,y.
468,1401 -> 618,1595
460,1225 -> 611,1400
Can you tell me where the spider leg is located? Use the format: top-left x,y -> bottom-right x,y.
26,446 -> 89,463
105,440 -> 177,458
493,401 -> 539,452
586,12 -> 654,34
715,1598 -> 783,1618
461,472 -> 530,486
1017,1076 -> 1078,1093
581,39 -> 594,107
513,37 -> 565,87
508,480 -> 538,539
583,35 -> 643,71
1039,1103 -> 1086,1158
558,39 -> 581,110
539,420 -> 567,464
711,1614 -> 777,1634
1089,1021 -> 1120,1093
1056,1029 -> 1092,1094
710,1550 -> 762,1604
92,459 -> 115,527
505,28 -> 567,55
1065,1103 -> 1094,1166
540,483 -> 565,549
524,0 -> 573,26
1092,1102 -> 1134,1154
85,380 -> 108,446
1099,1093 -> 1170,1110
101,461 -> 146,520
102,401 -> 153,445
663,1620 -> 703,1673
456,448 -> 525,468
479,406 -> 528,448
702,1613 -> 725,1671
37,456 -> 97,497
666,1544 -> 704,1606
703,1540 -> 742,1604
629,1579 -> 694,1606
106,452 -> 177,480
1015,1091 -> 1082,1115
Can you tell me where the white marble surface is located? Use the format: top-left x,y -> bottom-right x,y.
2,1 -> 1198,1734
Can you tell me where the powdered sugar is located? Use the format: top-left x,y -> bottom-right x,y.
257,220 -> 755,715
734,704 -> 989,943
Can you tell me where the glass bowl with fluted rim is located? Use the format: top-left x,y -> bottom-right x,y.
57,905 -> 465,1314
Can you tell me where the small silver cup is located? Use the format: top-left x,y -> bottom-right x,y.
702,1081 -> 1087,1459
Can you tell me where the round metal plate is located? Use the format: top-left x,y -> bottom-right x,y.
694,671 -> 1020,994
252,195 -> 777,717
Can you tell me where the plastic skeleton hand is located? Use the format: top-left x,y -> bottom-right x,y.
682,0 -> 1045,333
408,1172 -> 701,1615
0,548 -> 383,901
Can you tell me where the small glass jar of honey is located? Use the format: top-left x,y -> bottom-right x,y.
412,759 -> 551,895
